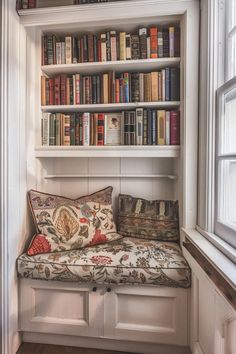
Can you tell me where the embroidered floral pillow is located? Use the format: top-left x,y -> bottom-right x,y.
117,194 -> 179,241
27,187 -> 121,256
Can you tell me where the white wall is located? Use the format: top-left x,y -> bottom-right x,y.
1,1 -> 28,353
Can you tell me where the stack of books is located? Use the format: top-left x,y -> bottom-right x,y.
42,26 -> 180,65
41,109 -> 180,146
41,68 -> 180,105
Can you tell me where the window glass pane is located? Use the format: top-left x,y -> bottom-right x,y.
227,0 -> 236,33
227,32 -> 236,80
220,86 -> 236,154
217,159 -> 236,230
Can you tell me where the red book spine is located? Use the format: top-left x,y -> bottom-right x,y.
54,76 -> 61,105
60,74 -> 66,105
170,111 -> 180,145
150,27 -> 158,58
97,113 -> 104,145
49,78 -> 54,105
88,34 -> 94,63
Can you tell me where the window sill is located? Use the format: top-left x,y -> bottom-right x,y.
182,228 -> 236,303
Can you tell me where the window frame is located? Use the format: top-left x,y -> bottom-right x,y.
215,76 -> 236,249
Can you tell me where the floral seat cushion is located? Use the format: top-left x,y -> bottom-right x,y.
17,237 -> 191,288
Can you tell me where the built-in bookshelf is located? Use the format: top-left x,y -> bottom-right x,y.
40,21 -> 181,152
17,0 -> 119,10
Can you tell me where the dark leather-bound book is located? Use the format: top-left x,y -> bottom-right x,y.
131,73 -> 140,102
139,28 -> 147,59
170,67 -> 180,101
163,28 -> 169,57
174,27 -> 181,57
170,111 -> 180,145
131,35 -> 140,59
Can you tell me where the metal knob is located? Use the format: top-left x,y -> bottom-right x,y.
107,287 -> 111,293
92,286 -> 97,292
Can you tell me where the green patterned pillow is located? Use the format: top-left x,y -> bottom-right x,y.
27,187 -> 121,256
117,194 -> 179,241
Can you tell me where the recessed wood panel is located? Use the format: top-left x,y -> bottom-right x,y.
33,288 -> 88,322
116,294 -> 175,330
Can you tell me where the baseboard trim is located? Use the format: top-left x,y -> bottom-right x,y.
22,332 -> 191,354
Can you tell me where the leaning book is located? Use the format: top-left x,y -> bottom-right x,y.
104,113 -> 122,145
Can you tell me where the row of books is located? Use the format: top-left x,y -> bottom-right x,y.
17,0 -> 114,10
41,68 -> 180,106
41,109 -> 180,146
42,26 -> 180,65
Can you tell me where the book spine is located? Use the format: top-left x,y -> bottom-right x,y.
139,28 -> 147,59
83,35 -> 88,62
49,114 -> 56,146
152,110 -> 157,145
131,35 -> 140,60
75,74 -> 80,104
119,32 -> 126,61
63,115 -> 71,146
106,31 -> 111,61
65,36 -> 72,64
126,34 -> 131,60
165,111 -> 170,145
60,74 -> 66,105
158,30 -> 163,58
56,42 -> 62,64
129,111 -> 136,145
55,113 -> 61,145
131,73 -> 140,102
41,113 -> 50,146
75,113 -> 80,145
124,111 -> 130,145
136,108 -> 143,145
47,36 -> 54,65
170,67 -> 180,101
158,71 -> 162,101
161,69 -> 165,101
147,109 -> 152,145
147,36 -> 150,58
102,73 -> 108,104
93,34 -> 98,62
163,28 -> 169,57
151,71 -> 158,101
139,73 -> 144,102
83,112 -> 90,146
170,111 -> 180,145
88,34 -> 94,62
49,78 -> 54,105
165,68 -> 170,101
123,73 -> 130,103
41,76 -> 46,106
61,42 -> 66,64
169,26 -> 175,57
150,27 -> 158,58
72,36 -> 78,64
110,31 -> 117,61
54,76 -> 61,105
79,114 -> 83,145
101,33 -> 107,62
174,27 -> 180,57
143,109 -> 148,145
70,113 -> 76,145
157,110 -> 166,145
97,113 -> 104,145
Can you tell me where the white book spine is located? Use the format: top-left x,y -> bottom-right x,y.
42,113 -> 50,146
65,36 -> 72,64
147,37 -> 151,59
162,69 -> 165,101
101,34 -> 107,62
126,34 -> 131,60
110,31 -> 117,61
61,42 -> 66,64
56,42 -> 62,64
83,112 -> 90,146
165,111 -> 170,145
136,108 -> 143,145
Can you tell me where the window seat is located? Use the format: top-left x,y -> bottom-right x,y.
17,237 -> 191,288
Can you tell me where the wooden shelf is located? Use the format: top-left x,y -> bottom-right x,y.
41,58 -> 181,75
41,102 -> 180,112
35,145 -> 180,158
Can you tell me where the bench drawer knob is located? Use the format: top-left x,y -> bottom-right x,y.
92,287 -> 97,292
107,287 -> 111,293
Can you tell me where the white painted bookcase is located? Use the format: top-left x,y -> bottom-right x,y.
18,1 -> 199,353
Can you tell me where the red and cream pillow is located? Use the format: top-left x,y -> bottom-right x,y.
27,187 -> 121,256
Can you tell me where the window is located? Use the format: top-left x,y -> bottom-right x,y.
215,0 -> 236,248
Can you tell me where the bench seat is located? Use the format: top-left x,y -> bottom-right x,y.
17,237 -> 191,288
